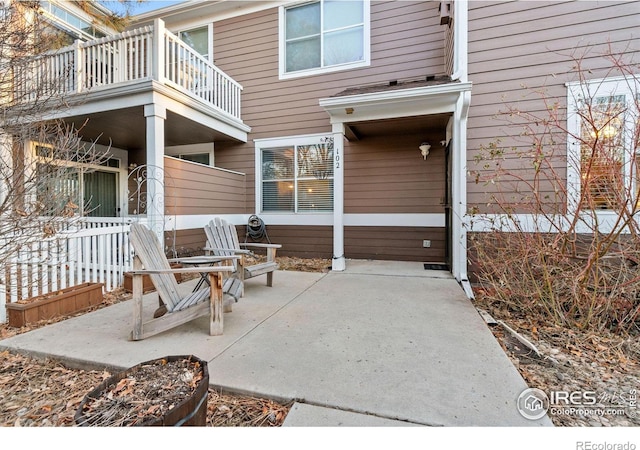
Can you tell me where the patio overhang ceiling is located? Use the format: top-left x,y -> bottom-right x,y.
39,80 -> 250,149
63,107 -> 242,150
319,78 -> 472,140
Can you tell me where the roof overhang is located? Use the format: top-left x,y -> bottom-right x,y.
131,1 -> 282,28
319,81 -> 473,125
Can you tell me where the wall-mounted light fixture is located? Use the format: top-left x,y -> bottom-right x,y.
419,142 -> 431,160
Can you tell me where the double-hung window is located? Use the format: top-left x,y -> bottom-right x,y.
257,135 -> 334,213
567,76 -> 640,213
280,0 -> 370,78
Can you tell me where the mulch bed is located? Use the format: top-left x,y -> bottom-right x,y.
473,288 -> 640,427
0,350 -> 291,427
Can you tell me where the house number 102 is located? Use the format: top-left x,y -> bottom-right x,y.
335,150 -> 340,169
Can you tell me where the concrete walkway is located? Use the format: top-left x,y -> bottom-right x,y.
0,260 -> 552,426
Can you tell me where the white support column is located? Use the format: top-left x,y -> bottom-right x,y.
144,104 -> 166,244
0,132 -> 10,209
0,132 -> 9,321
332,123 -> 346,271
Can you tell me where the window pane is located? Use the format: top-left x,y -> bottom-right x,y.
286,38 -> 321,72
324,27 -> 364,66
286,2 -> 320,39
84,171 -> 117,217
324,0 -> 363,30
297,143 -> 333,179
180,153 -> 210,165
580,95 -> 626,210
263,181 -> 294,212
298,179 -> 333,211
262,147 -> 294,180
37,164 -> 80,216
180,26 -> 209,58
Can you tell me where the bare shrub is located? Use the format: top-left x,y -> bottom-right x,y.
469,49 -> 640,334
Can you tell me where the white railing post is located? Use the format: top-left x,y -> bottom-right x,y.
0,282 -> 5,323
153,19 -> 165,83
73,40 -> 83,93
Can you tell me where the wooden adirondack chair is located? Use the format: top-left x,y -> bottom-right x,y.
128,223 -> 241,340
204,217 -> 281,297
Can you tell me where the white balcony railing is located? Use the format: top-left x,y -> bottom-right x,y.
14,19 -> 243,121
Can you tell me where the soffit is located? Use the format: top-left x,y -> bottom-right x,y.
346,114 -> 452,140
63,107 -> 237,150
320,79 -> 472,125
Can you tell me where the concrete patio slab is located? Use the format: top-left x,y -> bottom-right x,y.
0,261 -> 552,426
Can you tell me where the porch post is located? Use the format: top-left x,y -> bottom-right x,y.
144,104 -> 166,244
332,123 -> 346,271
0,132 -> 10,209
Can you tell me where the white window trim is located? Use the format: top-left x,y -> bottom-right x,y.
278,0 -> 371,80
254,133 -> 335,216
177,23 -> 214,63
566,75 -> 640,217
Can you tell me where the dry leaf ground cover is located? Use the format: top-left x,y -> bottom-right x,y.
474,288 -> 640,427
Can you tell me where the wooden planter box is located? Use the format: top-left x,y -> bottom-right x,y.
5,282 -> 104,328
123,263 -> 183,293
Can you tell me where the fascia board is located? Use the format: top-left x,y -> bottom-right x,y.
319,82 -> 472,122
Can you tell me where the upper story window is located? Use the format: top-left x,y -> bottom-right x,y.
256,134 -> 334,213
39,1 -> 108,40
280,0 -> 370,79
179,25 -> 211,61
567,76 -> 640,212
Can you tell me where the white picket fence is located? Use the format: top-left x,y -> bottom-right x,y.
1,223 -> 133,323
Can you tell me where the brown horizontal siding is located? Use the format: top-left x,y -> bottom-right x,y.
344,133 -> 446,214
169,229 -> 207,257
245,225 -> 446,262
345,226 -> 446,262
214,2 -> 447,211
249,225 -> 334,260
466,0 -> 640,212
164,157 -> 246,216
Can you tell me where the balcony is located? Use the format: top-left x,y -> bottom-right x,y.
12,19 -> 244,125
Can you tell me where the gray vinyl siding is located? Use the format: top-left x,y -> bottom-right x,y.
466,0 -> 640,212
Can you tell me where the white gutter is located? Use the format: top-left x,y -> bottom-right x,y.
449,0 -> 468,83
453,90 -> 473,299
449,0 -> 472,298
